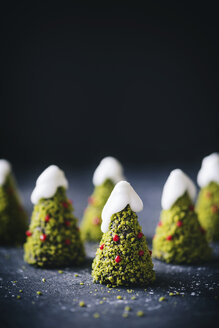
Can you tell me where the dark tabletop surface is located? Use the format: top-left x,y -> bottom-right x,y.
0,166 -> 219,328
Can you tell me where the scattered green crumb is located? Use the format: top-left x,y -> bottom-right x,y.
131,296 -> 136,300
159,296 -> 166,302
79,301 -> 86,307
42,278 -> 46,283
137,310 -> 144,317
125,306 -> 131,312
122,313 -> 129,318
99,301 -> 103,304
127,289 -> 133,293
107,291 -> 110,293
58,270 -> 63,274
19,289 -> 23,293
36,291 -> 42,296
74,274 -> 78,277
103,297 -> 106,300
12,281 -> 17,284
117,295 -> 123,300
93,313 -> 100,319
17,295 -> 21,300
95,289 -> 98,292
144,289 -> 147,292
175,292 -> 179,295
90,291 -> 93,294
169,292 -> 174,296
80,282 -> 84,285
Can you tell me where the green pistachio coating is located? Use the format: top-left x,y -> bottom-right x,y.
152,192 -> 211,264
92,205 -> 155,287
24,187 -> 85,267
80,179 -> 114,242
196,182 -> 219,241
0,174 -> 28,245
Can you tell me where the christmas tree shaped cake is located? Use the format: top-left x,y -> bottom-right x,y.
152,169 -> 211,264
92,181 -> 155,287
81,157 -> 124,242
0,159 -> 28,245
196,153 -> 219,241
24,165 -> 85,267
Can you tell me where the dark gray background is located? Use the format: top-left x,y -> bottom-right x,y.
0,1 -> 218,168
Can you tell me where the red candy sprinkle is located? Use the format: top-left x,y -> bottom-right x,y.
65,239 -> 71,245
177,220 -> 183,227
100,244 -> 104,250
139,250 -> 144,256
45,215 -> 50,222
189,205 -> 194,212
26,230 -> 32,237
158,221 -> 162,227
64,220 -> 71,227
137,232 -> 143,239
92,217 -> 101,225
149,250 -> 152,256
115,255 -> 121,263
40,234 -> 47,242
211,205 -> 218,214
62,202 -> 69,208
206,192 -> 212,199
113,234 -> 120,242
88,197 -> 94,205
166,235 -> 172,241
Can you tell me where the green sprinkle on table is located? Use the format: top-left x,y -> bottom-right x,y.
99,300 -> 103,304
131,296 -> 136,300
93,313 -> 100,319
117,295 -> 123,300
36,291 -> 42,296
80,282 -> 84,285
159,296 -> 166,302
79,301 -> 85,307
42,278 -> 46,283
19,289 -> 23,293
12,281 -> 17,284
74,274 -> 78,277
58,270 -> 63,274
124,306 -> 131,312
169,292 -> 175,296
17,295 -> 21,300
122,313 -> 129,318
137,311 -> 144,317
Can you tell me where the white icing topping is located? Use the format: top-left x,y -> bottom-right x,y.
197,152 -> 219,187
101,181 -> 143,233
161,169 -> 196,210
0,159 -> 11,186
92,156 -> 124,186
31,165 -> 68,204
